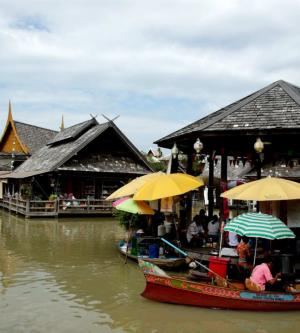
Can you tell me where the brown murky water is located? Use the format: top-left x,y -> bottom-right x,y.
0,211 -> 299,333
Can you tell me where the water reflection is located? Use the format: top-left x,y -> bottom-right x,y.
0,211 -> 299,333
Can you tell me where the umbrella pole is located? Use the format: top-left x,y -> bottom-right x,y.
125,215 -> 134,264
253,237 -> 258,266
124,229 -> 131,264
218,230 -> 223,257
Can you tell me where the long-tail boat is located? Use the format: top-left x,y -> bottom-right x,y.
118,243 -> 187,270
139,260 -> 300,311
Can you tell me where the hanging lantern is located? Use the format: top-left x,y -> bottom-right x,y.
193,138 -> 203,154
171,143 -> 179,159
254,137 -> 264,153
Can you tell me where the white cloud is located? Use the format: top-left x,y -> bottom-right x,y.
0,0 -> 300,150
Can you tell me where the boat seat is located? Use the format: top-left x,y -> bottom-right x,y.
187,270 -> 210,282
245,278 -> 263,292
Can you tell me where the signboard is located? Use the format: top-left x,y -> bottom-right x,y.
240,291 -> 294,302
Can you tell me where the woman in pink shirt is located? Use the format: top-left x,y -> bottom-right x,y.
250,257 -> 282,291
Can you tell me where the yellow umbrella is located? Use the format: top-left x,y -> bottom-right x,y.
105,172 -> 163,200
220,176 -> 300,201
133,173 -> 204,201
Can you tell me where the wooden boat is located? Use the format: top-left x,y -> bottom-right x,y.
140,260 -> 300,311
118,244 -> 187,270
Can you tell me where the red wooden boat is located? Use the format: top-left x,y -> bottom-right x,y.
139,260 -> 300,311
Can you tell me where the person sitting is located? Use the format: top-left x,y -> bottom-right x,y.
136,229 -> 145,238
248,256 -> 282,292
199,209 -> 209,233
237,236 -> 252,266
186,215 -> 205,247
236,236 -> 252,278
207,215 -> 220,243
228,231 -> 239,248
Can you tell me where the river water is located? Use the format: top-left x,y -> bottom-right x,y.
0,211 -> 299,333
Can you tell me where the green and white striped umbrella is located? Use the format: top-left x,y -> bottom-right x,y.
224,212 -> 295,240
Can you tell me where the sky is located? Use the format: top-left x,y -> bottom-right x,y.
1,0 -> 300,152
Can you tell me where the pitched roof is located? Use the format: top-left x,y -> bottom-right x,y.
155,80 -> 300,146
16,122 -> 109,172
58,153 -> 150,175
201,157 -> 253,182
14,119 -> 152,175
47,118 -> 96,145
14,121 -> 57,154
244,160 -> 300,179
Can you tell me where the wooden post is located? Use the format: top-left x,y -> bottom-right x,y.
256,153 -> 262,212
26,199 -> 30,217
219,151 -> 228,222
170,156 -> 179,173
185,150 -> 194,226
208,153 -> 215,219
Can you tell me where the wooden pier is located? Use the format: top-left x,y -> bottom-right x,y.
1,196 -> 112,218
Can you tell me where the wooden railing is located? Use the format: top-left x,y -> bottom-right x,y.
1,196 -> 112,217
57,198 -> 112,214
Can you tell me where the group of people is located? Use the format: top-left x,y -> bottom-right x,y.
227,234 -> 296,292
186,213 -> 296,292
186,209 -> 220,247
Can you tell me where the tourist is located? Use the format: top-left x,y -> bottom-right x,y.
228,231 -> 239,247
207,215 -> 220,243
186,215 -> 205,247
199,208 -> 208,232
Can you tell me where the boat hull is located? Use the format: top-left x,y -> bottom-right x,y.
141,274 -> 300,311
118,245 -> 186,270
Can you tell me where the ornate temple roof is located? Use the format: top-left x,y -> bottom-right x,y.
0,102 -> 57,155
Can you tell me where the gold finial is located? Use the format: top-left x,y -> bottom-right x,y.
8,100 -> 13,120
60,115 -> 65,131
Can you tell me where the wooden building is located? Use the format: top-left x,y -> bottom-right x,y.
155,80 -> 300,228
1,117 -> 152,217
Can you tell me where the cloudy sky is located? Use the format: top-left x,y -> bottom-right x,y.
1,0 -> 300,151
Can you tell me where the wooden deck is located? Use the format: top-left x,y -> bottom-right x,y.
1,196 -> 112,218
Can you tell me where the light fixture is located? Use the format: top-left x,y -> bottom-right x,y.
193,138 -> 203,154
171,143 -> 179,159
254,137 -> 264,153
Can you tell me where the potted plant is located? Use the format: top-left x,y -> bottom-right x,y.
20,184 -> 32,200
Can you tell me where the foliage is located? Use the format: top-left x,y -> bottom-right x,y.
113,208 -> 145,231
49,194 -> 58,201
20,184 -> 32,198
146,160 -> 167,172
